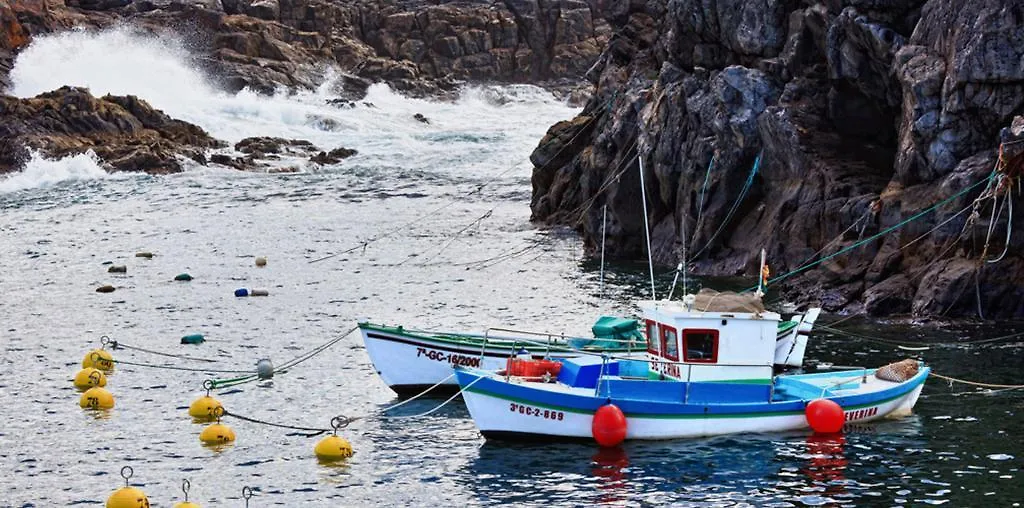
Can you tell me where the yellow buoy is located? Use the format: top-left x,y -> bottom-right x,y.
80,386 -> 115,409
314,435 -> 353,462
108,466 -> 148,508
188,395 -> 223,421
107,487 -> 149,508
73,367 -> 107,390
199,422 -> 235,445
82,349 -> 114,371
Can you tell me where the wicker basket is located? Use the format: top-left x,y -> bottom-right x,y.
874,359 -> 919,382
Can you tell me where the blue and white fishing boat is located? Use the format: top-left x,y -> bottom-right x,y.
453,296 -> 927,441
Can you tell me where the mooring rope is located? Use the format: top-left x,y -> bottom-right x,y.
819,324 -> 1024,347
102,336 -> 220,363
206,326 -> 359,389
221,409 -> 334,437
740,171 -> 996,293
218,372 -> 485,437
930,372 -> 1024,390
380,374 -> 487,420
112,358 -> 254,374
309,98 -> 611,265
690,154 -> 716,250
690,152 -> 762,261
793,208 -> 873,269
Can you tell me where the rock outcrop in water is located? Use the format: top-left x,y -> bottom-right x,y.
0,86 -> 221,173
0,0 -> 613,174
529,0 -> 1024,319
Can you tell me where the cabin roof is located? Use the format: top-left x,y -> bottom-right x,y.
637,299 -> 781,322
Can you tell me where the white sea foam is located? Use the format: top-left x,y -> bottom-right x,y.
0,151 -> 108,193
5,26 -> 579,189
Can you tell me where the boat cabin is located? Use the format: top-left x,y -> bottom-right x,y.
638,299 -> 780,384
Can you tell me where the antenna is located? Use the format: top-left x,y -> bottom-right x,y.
667,263 -> 683,300
638,155 -> 656,300
682,214 -> 688,297
756,248 -> 767,298
599,204 -> 607,299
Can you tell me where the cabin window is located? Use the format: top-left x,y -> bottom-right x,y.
661,326 -> 679,361
683,329 -> 718,363
645,320 -> 659,355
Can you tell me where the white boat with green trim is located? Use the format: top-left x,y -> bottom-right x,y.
358,320 -> 645,396
453,298 -> 926,441
359,298 -> 819,395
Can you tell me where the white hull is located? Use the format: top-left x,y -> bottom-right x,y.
361,326 -> 594,393
362,331 -> 505,391
462,383 -> 924,440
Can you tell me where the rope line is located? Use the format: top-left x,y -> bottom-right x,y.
309,99 -> 609,265
112,358 -> 253,374
750,172 -> 996,291
794,208 -> 872,269
691,152 -> 762,261
899,200 -> 975,252
376,374 -> 456,414
276,326 -> 358,372
208,326 -> 359,389
690,154 -> 716,250
221,410 -> 333,437
105,339 -> 220,364
569,138 -> 640,225
209,375 -> 259,389
405,209 -> 494,266
987,188 -> 1012,263
931,372 -> 1024,390
819,324 -> 1024,347
382,374 -> 487,420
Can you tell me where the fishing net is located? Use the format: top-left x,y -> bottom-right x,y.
692,288 -> 765,313
874,359 -> 919,382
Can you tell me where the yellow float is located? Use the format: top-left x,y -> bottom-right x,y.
80,386 -> 115,410
73,368 -> 107,390
82,349 -> 114,371
199,407 -> 235,445
315,416 -> 354,462
107,466 -> 148,508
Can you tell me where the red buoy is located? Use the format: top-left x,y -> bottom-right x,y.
805,399 -> 845,434
592,404 -> 627,446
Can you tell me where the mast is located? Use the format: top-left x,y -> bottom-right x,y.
638,155 -> 656,300
599,204 -> 607,298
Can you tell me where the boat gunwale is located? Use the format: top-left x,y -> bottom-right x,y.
359,322 -> 642,353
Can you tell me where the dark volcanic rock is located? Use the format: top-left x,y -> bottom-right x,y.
0,86 -> 222,174
234,136 -> 317,156
310,147 -> 357,165
0,0 -> 614,98
529,0 -> 1024,319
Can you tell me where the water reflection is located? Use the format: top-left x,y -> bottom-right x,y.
801,434 -> 848,505
458,422 -> 945,506
590,446 -> 630,504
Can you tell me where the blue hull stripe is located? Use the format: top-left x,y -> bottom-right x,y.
455,367 -> 929,419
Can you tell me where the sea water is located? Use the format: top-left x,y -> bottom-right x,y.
1,28 -> 1022,506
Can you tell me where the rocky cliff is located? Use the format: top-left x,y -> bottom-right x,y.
530,0 -> 1024,318
1,0 -> 613,97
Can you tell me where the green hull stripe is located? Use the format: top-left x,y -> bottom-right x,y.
361,324 -> 638,353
